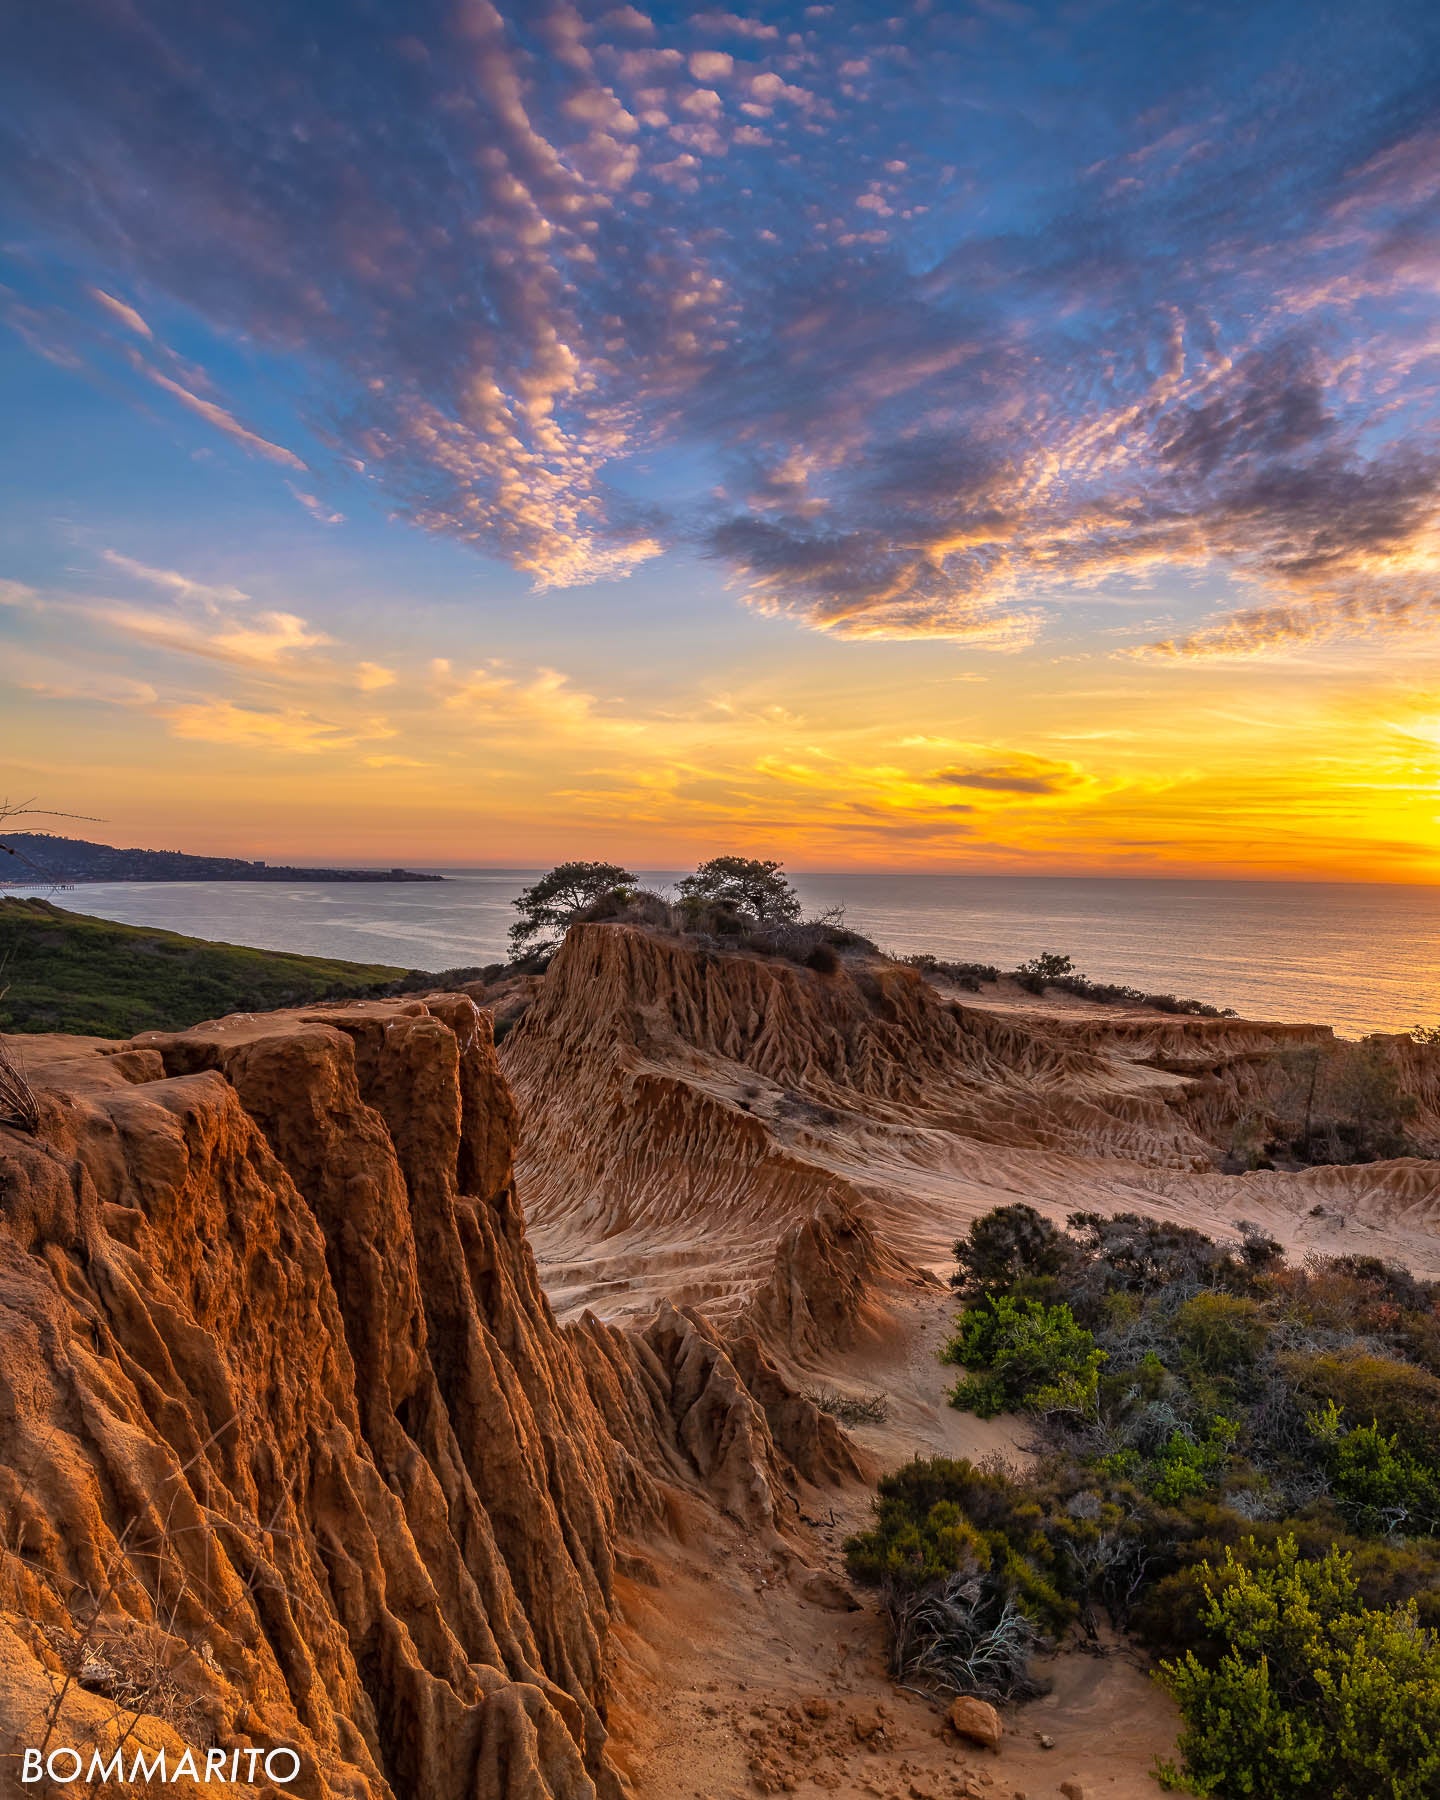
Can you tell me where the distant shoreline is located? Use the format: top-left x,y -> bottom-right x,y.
0,873 -> 444,885
0,833 -> 444,885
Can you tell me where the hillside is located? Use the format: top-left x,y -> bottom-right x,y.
503,923 -> 1440,1339
0,897 -> 411,1035
0,831 -> 443,882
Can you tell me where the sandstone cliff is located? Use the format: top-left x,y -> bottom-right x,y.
0,998 -> 855,1799
503,926 -> 1440,1328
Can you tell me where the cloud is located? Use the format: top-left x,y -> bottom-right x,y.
601,8 -> 655,35
692,12 -> 779,39
1131,579 -> 1440,662
288,484 -> 345,525
88,286 -> 153,339
160,699 -> 377,754
16,668 -> 158,707
4,3 -> 1440,644
431,658 -> 625,733
138,361 -> 307,469
354,661 -> 396,692
101,550 -> 249,606
85,600 -> 331,668
934,757 -> 1083,796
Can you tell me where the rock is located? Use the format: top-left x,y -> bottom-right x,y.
852,1707 -> 887,1743
800,1568 -> 863,1611
1059,1783 -> 1089,1800
1036,1734 -> 1055,1749
949,1695 -> 1003,1751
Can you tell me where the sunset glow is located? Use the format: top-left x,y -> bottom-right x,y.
4,2 -> 1440,878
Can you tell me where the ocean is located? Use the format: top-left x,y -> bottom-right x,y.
7,872 -> 1438,1038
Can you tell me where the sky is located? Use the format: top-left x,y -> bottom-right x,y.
3,0 -> 1440,878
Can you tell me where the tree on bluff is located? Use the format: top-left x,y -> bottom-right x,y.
508,861 -> 636,958
678,856 -> 802,925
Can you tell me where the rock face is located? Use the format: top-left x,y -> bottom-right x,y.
503,925 -> 1420,1338
0,998 -> 856,1798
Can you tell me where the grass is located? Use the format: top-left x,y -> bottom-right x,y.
0,898 -> 409,1037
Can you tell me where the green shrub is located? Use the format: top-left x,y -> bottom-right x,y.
1156,1536 -> 1440,1798
1175,1294 -> 1269,1375
1132,1515 -> 1440,1663
1149,1417 -> 1240,1504
845,1456 -> 1086,1626
1066,1211 -> 1258,1297
949,1203 -> 1074,1297
845,1458 -> 1010,1592
1014,950 -> 1074,993
1285,1351 -> 1440,1461
844,1495 -> 988,1590
1308,1403 -> 1440,1536
942,1293 -> 1105,1417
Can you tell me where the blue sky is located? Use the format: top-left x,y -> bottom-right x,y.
3,2 -> 1440,875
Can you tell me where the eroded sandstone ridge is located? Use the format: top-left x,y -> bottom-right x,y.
506,925 -> 1440,1330
0,998 -> 855,1798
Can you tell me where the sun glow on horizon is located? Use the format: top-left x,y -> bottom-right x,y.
4,2 -> 1440,879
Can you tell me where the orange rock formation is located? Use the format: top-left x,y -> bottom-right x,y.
0,996 -> 854,1798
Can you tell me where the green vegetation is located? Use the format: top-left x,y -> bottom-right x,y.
948,1200 -> 1077,1297
1156,1539 -> 1440,1798
902,953 -> 1000,991
1014,950 -> 1076,991
1263,1041 -> 1418,1165
677,855 -> 803,924
507,860 -> 638,957
508,855 -> 874,971
1007,947 -> 1237,1016
846,1204 -> 1440,1796
941,1293 -> 1104,1417
0,898 -> 408,1036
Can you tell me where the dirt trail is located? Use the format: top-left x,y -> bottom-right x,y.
605,1284 -> 1173,1800
610,1493 -> 1175,1800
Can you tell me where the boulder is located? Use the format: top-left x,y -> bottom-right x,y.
950,1694 -> 1003,1750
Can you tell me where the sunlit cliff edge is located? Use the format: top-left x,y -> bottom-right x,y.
0,993 -> 858,1798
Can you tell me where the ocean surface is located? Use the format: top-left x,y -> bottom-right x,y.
8,872 -> 1438,1037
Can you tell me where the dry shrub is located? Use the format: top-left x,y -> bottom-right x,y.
802,1386 -> 890,1426
0,1035 -> 40,1133
888,1572 -> 1046,1702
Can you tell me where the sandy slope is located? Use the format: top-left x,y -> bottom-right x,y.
504,926 -> 1440,1336
499,923 -> 1440,1797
